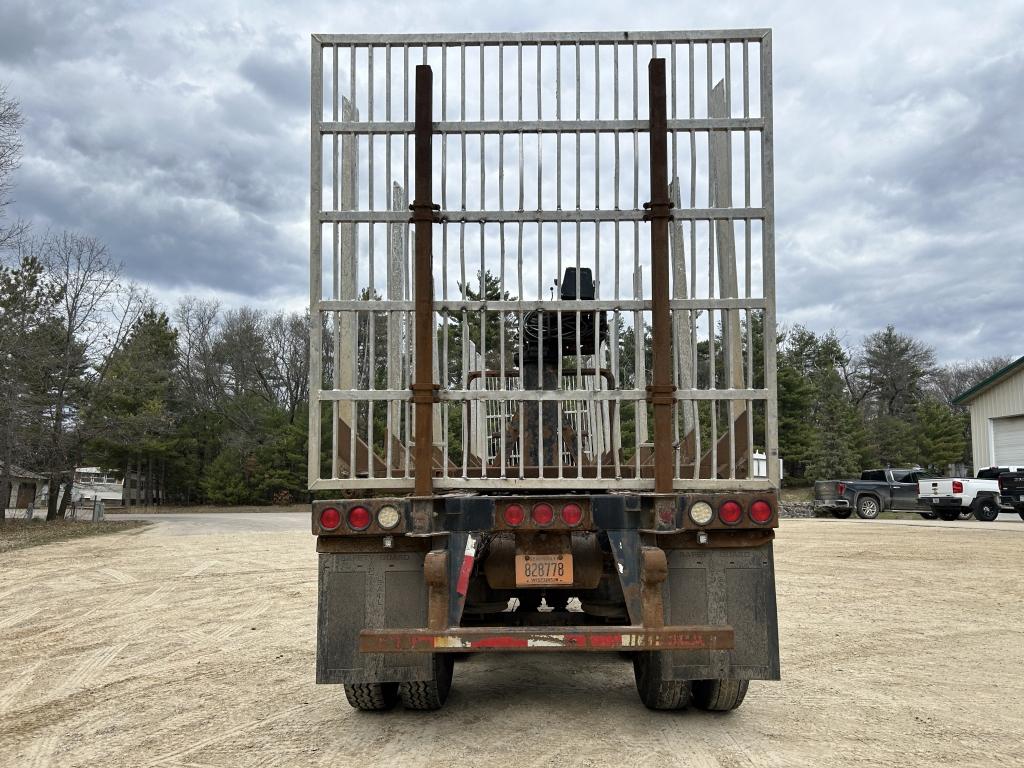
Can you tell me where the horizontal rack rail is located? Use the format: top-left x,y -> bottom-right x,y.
317,208 -> 767,223
313,30 -> 771,45
319,118 -> 764,134
317,388 -> 770,402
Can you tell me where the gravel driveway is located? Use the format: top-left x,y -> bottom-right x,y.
1,517 -> 1022,767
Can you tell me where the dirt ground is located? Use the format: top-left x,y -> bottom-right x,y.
0,519 -> 149,554
1,517 -> 1022,768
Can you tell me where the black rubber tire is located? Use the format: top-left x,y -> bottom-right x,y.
633,652 -> 691,710
831,508 -> 853,519
399,654 -> 454,710
856,496 -> 880,520
344,682 -> 399,711
691,679 -> 750,711
972,497 -> 1000,523
938,509 -> 960,521
1018,509 -> 1024,522
919,511 -> 939,520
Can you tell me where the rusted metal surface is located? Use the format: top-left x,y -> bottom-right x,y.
658,529 -> 775,550
359,625 -> 735,653
645,58 -> 675,495
640,546 -> 668,628
411,64 -> 437,497
424,550 -> 449,630
316,536 -> 430,554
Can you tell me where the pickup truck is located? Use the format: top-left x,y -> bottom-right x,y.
997,470 -> 1024,519
917,466 -> 1024,522
814,469 -> 937,519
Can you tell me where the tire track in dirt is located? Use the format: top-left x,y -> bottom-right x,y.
58,643 -> 128,694
182,560 -> 220,577
144,702 -> 309,766
0,606 -> 41,630
22,730 -> 59,768
99,567 -> 137,584
0,661 -> 41,713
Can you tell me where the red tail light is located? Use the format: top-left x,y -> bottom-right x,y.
320,507 -> 341,530
998,477 -> 1005,491
719,501 -> 742,525
503,503 -> 525,527
952,480 -> 963,494
347,505 -> 371,530
531,502 -> 554,526
837,482 -> 846,496
561,503 -> 583,526
749,500 -> 773,524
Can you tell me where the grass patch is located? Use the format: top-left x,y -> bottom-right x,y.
0,518 -> 150,554
780,486 -> 814,503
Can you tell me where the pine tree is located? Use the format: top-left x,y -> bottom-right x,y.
915,398 -> 966,473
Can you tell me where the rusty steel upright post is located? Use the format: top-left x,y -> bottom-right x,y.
645,58 -> 675,494
411,65 -> 437,496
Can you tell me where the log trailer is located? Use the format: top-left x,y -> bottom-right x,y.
309,30 -> 780,711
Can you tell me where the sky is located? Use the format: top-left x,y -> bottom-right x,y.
0,0 -> 1021,363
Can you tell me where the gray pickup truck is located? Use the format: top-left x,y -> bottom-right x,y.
814,469 -> 938,519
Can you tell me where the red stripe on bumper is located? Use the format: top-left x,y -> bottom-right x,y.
358,625 -> 734,653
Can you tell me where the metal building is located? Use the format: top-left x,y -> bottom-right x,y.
954,355 -> 1024,470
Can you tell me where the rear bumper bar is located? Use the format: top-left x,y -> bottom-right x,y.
359,625 -> 734,653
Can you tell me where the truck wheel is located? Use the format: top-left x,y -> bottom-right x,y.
691,679 -> 749,711
919,511 -> 938,520
399,654 -> 454,710
633,652 -> 690,710
1018,509 -> 1024,522
831,508 -> 852,519
938,509 -> 960,521
344,682 -> 399,711
856,496 -> 880,519
972,497 -> 1000,523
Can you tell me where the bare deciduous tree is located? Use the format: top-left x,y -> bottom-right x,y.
0,85 -> 28,252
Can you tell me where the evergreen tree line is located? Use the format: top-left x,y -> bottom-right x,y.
776,324 -> 1006,482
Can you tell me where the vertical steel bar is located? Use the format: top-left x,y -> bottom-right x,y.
309,38 -> 324,487
646,58 -> 673,495
412,65 -> 436,496
760,32 -> 779,487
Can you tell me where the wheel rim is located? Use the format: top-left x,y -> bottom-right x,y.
861,499 -> 878,517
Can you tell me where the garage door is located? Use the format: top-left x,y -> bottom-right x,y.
993,416 -> 1024,465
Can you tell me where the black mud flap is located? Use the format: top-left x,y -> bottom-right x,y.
663,543 -> 780,681
316,552 -> 433,685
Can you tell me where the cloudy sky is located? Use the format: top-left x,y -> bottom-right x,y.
0,0 -> 1021,362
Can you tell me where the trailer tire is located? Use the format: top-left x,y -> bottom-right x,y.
633,652 -> 690,710
399,654 -> 454,710
856,496 -> 880,519
972,497 -> 1000,523
344,682 -> 399,711
691,679 -> 749,711
831,508 -> 852,519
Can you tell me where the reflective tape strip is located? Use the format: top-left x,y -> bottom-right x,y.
455,534 -> 477,597
359,625 -> 734,653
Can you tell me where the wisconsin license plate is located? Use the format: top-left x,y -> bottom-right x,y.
515,554 -> 573,586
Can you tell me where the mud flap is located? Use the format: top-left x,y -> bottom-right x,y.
663,543 -> 780,681
316,552 -> 433,684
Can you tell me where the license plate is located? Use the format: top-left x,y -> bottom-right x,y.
515,554 -> 573,586
932,497 -> 939,504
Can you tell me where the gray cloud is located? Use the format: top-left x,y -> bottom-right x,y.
0,0 -> 1021,362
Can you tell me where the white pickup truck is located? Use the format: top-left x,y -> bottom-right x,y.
918,466 -> 1024,522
